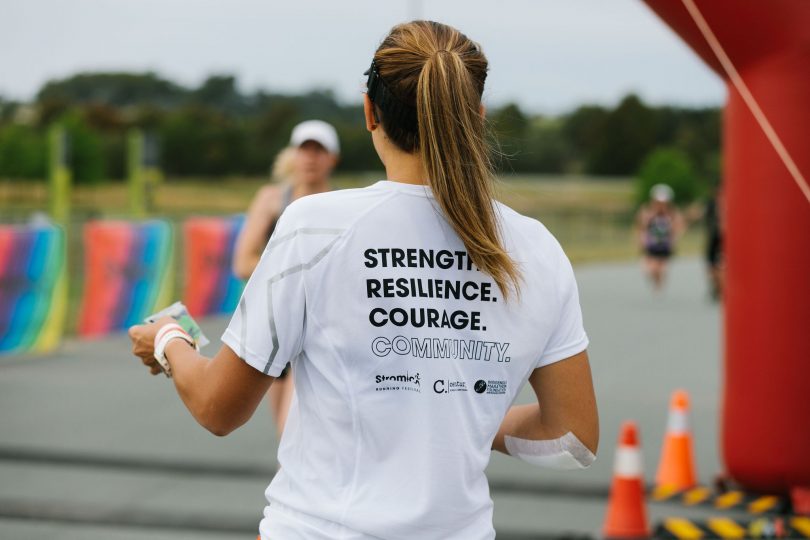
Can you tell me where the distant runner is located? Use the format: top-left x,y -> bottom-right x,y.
636,183 -> 685,291
232,120 -> 338,435
704,184 -> 724,300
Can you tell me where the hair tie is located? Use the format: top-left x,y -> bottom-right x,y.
364,59 -> 418,133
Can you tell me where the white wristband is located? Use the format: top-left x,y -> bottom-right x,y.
153,325 -> 195,378
155,323 -> 185,347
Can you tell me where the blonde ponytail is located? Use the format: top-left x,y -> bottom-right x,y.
371,21 -> 521,298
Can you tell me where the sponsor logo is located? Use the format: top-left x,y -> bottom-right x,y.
474,379 -> 507,395
375,373 -> 420,385
374,372 -> 421,393
433,379 -> 468,394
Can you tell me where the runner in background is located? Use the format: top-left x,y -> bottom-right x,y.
704,183 -> 724,300
232,120 -> 339,434
635,183 -> 685,291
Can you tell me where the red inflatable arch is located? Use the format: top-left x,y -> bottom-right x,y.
642,0 -> 810,493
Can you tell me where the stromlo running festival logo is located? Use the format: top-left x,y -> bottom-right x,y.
374,372 -> 421,393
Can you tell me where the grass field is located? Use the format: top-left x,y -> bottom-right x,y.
2,173 -> 705,334
1,172 -> 706,264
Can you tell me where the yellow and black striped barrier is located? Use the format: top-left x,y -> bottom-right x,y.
651,486 -> 789,516
654,515 -> 810,539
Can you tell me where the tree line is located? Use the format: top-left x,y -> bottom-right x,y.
0,72 -> 720,193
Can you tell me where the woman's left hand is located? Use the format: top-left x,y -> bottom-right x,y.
128,316 -> 176,376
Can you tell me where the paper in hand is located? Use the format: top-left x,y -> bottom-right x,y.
145,301 -> 210,348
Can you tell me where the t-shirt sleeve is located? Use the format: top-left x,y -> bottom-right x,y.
221,212 -> 309,377
536,247 -> 589,368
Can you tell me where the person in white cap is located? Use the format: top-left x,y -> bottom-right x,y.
232,119 -> 339,435
635,183 -> 685,291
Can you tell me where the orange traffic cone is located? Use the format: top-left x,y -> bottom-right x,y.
603,421 -> 650,539
655,389 -> 697,490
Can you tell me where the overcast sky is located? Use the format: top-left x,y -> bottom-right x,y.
0,0 -> 726,113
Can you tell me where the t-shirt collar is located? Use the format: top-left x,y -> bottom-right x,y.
373,180 -> 433,196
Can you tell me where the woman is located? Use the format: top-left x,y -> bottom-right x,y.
636,183 -> 685,291
704,184 -> 724,300
129,21 -> 598,540
232,120 -> 338,435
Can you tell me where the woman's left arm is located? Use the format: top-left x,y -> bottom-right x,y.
492,350 -> 598,455
129,319 -> 273,436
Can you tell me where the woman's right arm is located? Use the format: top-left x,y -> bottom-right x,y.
493,350 -> 599,456
232,186 -> 279,279
128,320 -> 274,437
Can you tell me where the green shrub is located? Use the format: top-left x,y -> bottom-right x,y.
59,111 -> 105,184
635,147 -> 701,206
0,124 -> 47,179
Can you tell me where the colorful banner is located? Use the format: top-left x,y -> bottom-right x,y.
0,223 -> 68,354
182,215 -> 245,317
78,220 -> 174,337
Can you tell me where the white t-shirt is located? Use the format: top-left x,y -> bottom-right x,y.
222,180 -> 588,540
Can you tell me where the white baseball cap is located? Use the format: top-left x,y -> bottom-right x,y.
290,120 -> 340,155
650,183 -> 674,202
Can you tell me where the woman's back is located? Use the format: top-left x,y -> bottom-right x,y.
223,180 -> 587,539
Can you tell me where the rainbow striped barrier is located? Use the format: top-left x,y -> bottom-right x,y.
0,223 -> 68,354
78,220 -> 174,337
182,215 -> 245,318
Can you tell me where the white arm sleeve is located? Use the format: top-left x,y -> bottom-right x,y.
504,432 -> 596,470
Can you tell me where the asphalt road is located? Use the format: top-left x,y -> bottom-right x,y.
0,257 -> 728,539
